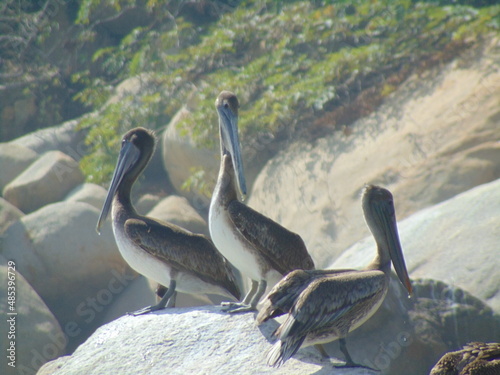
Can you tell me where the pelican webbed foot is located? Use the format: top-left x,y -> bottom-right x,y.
128,303 -> 164,316
220,301 -> 256,313
128,280 -> 177,316
220,279 -> 266,314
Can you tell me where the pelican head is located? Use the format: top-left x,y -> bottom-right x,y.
96,127 -> 156,234
215,91 -> 247,200
362,185 -> 412,295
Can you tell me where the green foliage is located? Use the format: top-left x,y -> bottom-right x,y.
181,167 -> 215,198
72,0 -> 499,188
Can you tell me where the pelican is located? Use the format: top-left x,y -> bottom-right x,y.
208,91 -> 315,313
258,185 -> 412,367
97,127 -> 241,315
430,342 -> 500,375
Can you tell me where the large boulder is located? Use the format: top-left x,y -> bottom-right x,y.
65,183 -> 108,210
161,106 -> 219,209
1,201 -> 132,351
248,44 -> 500,267
147,195 -> 209,236
37,305 -> 376,375
0,142 -> 39,191
10,119 -> 87,159
3,151 -> 84,213
135,193 -> 162,214
0,197 -> 24,235
0,255 -> 66,375
37,278 -> 500,375
161,105 -> 274,210
332,179 -> 500,313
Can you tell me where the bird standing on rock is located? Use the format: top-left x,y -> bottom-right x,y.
97,127 -> 241,315
258,185 -> 412,368
209,91 -> 315,313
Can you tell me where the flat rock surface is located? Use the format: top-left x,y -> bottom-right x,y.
332,179 -> 500,313
37,306 -> 376,375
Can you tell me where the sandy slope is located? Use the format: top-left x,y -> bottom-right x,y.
248,38 -> 500,267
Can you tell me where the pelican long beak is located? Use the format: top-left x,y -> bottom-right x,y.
96,140 -> 141,234
217,105 -> 247,200
378,204 -> 412,295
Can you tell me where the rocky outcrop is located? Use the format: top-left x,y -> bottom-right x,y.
1,201 -> 131,351
0,255 -> 66,375
10,119 -> 86,158
36,277 -> 500,375
3,151 -> 84,213
248,43 -> 500,267
332,179 -> 500,313
0,142 -> 39,191
36,305 -> 377,375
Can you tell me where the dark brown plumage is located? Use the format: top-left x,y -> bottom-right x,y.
260,185 -> 412,368
209,91 -> 315,313
430,342 -> 500,375
97,127 -> 240,315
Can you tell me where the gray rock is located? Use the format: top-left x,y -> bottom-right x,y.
99,276 -> 156,323
147,195 -> 209,236
0,197 -> 24,234
0,255 -> 66,375
2,201 -> 131,351
10,119 -> 87,159
3,151 -> 84,213
37,305 -> 376,375
161,106 -> 219,209
0,142 -> 39,191
332,179 -> 500,313
65,183 -> 107,210
135,193 -> 162,214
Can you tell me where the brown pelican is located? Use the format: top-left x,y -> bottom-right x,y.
97,127 -> 241,315
430,342 -> 500,375
209,91 -> 315,313
258,185 -> 412,367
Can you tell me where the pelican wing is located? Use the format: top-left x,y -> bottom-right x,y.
227,200 -> 314,274
276,270 -> 387,341
257,268 -> 352,323
124,216 -> 240,300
